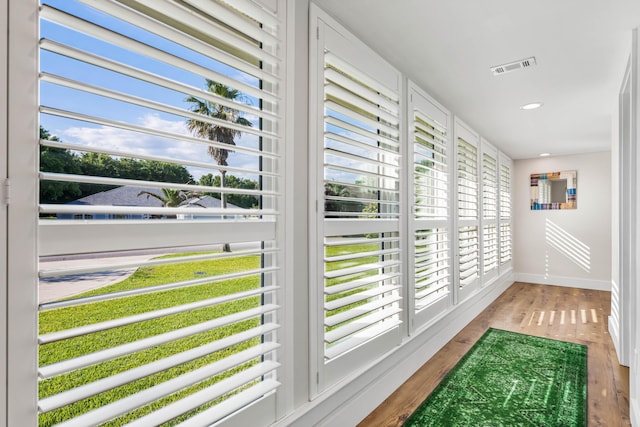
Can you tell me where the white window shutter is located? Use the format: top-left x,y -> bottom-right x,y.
499,153 -> 513,268
408,82 -> 452,327
311,5 -> 403,389
455,120 -> 480,302
37,1 -> 284,425
481,140 -> 498,282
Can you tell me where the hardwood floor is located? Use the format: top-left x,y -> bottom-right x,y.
358,282 -> 630,427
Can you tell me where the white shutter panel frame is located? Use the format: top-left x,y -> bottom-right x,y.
499,152 -> 513,269
481,140 -> 499,283
310,5 -> 403,393
454,119 -> 480,303
408,82 -> 452,329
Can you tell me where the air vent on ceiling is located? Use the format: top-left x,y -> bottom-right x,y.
491,57 -> 537,76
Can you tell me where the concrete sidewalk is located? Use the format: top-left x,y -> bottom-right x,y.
37,243 -> 257,304
38,254 -> 160,303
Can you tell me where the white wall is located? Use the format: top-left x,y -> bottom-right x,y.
514,152 -> 612,290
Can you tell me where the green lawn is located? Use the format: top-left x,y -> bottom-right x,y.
38,252 -> 261,427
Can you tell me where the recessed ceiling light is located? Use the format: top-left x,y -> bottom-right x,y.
539,153 -> 551,157
521,102 -> 543,110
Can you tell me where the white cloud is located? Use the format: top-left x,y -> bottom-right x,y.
60,113 -> 266,181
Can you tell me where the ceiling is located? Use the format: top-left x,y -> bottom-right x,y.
313,0 -> 640,159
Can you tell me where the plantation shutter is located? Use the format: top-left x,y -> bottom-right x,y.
311,6 -> 403,389
481,141 -> 498,282
455,121 -> 480,302
499,153 -> 513,267
38,1 -> 283,426
408,82 -> 451,327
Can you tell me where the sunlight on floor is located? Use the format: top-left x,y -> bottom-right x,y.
528,309 -> 600,326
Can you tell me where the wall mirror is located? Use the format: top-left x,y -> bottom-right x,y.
530,170 -> 577,210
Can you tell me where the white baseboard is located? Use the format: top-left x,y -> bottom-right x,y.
631,397 -> 639,427
274,272 -> 514,427
515,273 -> 611,291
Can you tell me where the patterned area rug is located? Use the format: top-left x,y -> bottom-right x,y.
404,328 -> 587,426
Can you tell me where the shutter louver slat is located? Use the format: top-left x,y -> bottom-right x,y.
38,0 -> 282,424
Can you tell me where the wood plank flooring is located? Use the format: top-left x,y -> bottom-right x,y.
358,282 -> 630,427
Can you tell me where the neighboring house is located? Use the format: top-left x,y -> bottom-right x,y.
58,185 -> 244,220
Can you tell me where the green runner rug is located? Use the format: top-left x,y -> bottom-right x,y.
404,328 -> 587,426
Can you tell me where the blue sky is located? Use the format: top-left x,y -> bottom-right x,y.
40,0 -> 262,181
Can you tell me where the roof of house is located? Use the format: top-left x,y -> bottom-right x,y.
68,185 -> 242,210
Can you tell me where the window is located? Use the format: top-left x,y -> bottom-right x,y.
35,1 -> 283,425
455,120 -> 480,302
310,5 -> 403,390
481,141 -> 498,282
499,153 -> 513,267
408,82 -> 452,328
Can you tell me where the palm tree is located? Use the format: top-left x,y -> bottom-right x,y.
185,79 -> 253,252
138,188 -> 205,219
